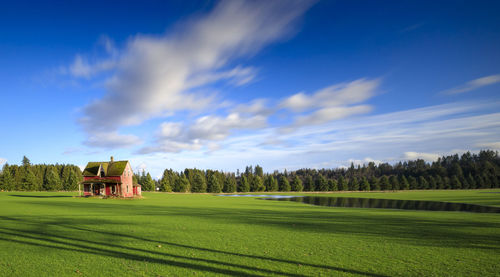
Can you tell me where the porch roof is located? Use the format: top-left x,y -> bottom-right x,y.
81,178 -> 122,184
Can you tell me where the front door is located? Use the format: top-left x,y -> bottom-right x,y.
105,185 -> 111,195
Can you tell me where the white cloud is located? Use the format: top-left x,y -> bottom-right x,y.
280,78 -> 379,130
189,113 -> 267,141
293,105 -> 372,127
232,99 -> 274,116
0,158 -> 7,167
69,55 -> 117,79
346,157 -> 383,166
442,74 -> 500,94
402,152 -> 440,162
83,131 -> 142,149
74,0 -> 313,149
281,78 -> 379,112
156,101 -> 500,173
475,142 -> 500,150
139,112 -> 268,153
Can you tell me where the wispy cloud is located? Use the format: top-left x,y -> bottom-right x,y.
402,152 -> 439,162
211,102 -> 500,168
83,131 -> 142,149
442,74 -> 500,94
0,158 -> 7,167
138,112 -> 267,154
400,22 -> 426,33
138,78 -> 379,153
129,101 -> 500,174
69,0 -> 314,149
475,141 -> 500,150
280,78 -> 379,131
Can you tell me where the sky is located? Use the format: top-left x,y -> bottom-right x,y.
1,0 -> 500,178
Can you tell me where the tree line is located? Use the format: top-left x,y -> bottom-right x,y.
136,150 -> 500,193
1,150 -> 499,192
0,156 -> 82,191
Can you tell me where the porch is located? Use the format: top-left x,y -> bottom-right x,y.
81,180 -> 122,197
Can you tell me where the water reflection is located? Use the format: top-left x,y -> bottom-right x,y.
265,196 -> 500,213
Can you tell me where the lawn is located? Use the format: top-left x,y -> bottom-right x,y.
0,190 -> 499,276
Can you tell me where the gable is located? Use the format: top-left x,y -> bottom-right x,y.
82,162 -> 101,176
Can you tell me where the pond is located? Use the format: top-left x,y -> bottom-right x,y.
264,196 -> 500,213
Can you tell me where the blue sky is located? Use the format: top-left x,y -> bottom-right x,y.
1,0 -> 500,178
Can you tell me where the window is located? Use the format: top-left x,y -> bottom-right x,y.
127,185 -> 129,193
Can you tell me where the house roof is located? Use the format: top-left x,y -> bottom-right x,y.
82,161 -> 129,177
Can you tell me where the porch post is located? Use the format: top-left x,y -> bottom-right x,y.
78,183 -> 81,197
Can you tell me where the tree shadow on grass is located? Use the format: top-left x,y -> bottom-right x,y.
0,216 -> 388,277
20,199 -> 500,251
9,194 -> 73,198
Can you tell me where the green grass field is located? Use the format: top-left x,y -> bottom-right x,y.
0,190 -> 499,276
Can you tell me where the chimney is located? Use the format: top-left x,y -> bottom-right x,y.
110,156 -> 114,163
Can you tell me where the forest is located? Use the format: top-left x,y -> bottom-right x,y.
1,150 -> 499,193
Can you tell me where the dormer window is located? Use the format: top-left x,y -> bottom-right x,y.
100,165 -> 105,177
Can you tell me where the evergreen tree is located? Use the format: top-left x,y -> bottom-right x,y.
475,174 -> 485,189
140,170 -> 146,187
370,176 -> 380,190
360,176 -> 370,191
191,171 -> 207,193
61,166 -> 71,190
173,174 -> 189,192
400,175 -> 410,190
44,166 -> 62,191
1,165 -> 14,191
466,173 -> 476,189
238,175 -> 250,192
250,175 -> 265,192
304,175 -> 315,191
254,165 -> 264,177
408,176 -> 417,190
481,173 -> 490,188
316,175 -> 328,191
443,176 -> 451,189
264,175 -> 278,192
459,175 -> 469,189
328,179 -> 338,191
160,169 -> 175,192
349,177 -> 359,191
427,175 -> 436,190
435,175 -> 444,189
379,175 -> 390,190
223,175 -> 237,193
66,168 -> 80,191
22,168 -> 38,191
22,156 -> 31,167
142,173 -> 155,191
207,173 -> 222,193
278,176 -> 291,192
389,175 -> 399,190
291,176 -> 303,192
450,175 -> 462,189
338,176 -> 348,191
418,176 -> 428,190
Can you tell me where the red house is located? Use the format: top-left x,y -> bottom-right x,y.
80,157 -> 141,197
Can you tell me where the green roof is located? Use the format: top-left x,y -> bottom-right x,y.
107,161 -> 128,176
82,161 -> 129,177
